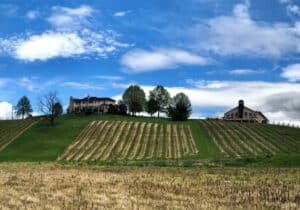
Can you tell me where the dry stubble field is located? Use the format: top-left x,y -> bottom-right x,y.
0,163 -> 299,209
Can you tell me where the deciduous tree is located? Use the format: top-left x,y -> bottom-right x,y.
122,85 -> 146,116
149,85 -> 170,118
167,93 -> 192,121
38,91 -> 60,125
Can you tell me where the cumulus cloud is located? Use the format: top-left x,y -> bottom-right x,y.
0,5 -> 129,61
191,3 -> 300,57
0,101 -> 12,120
14,32 -> 86,61
281,63 -> 300,82
264,92 -> 300,120
228,69 -> 261,75
121,48 -> 210,73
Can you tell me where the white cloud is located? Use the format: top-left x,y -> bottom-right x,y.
95,75 -> 123,81
0,29 -> 128,61
26,10 -> 39,20
121,48 -> 210,73
281,63 -> 300,82
14,32 -> 85,61
228,69 -> 261,75
48,5 -> 94,31
114,10 -> 131,17
194,3 -> 300,57
0,101 -> 12,120
287,4 -> 300,15
62,82 -> 103,90
0,5 -> 129,61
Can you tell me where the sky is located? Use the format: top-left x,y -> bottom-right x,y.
1,0 -> 300,125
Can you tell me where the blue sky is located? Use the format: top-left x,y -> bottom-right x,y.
1,0 -> 300,125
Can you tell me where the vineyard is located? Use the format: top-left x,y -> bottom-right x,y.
0,118 -> 38,151
58,120 -> 198,161
201,120 -> 300,158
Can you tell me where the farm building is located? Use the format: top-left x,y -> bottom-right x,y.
68,96 -> 116,114
223,100 -> 268,124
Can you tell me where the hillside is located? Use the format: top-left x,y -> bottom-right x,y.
0,115 -> 299,165
0,118 -> 38,151
201,120 -> 300,157
58,120 -> 198,161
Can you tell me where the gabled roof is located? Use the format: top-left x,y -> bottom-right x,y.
224,106 -> 255,115
256,111 -> 268,120
224,106 -> 268,121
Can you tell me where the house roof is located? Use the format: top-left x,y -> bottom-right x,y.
72,96 -> 116,102
256,111 -> 268,120
224,106 -> 255,115
224,105 -> 268,121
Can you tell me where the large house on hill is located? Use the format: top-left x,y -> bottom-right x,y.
223,100 -> 268,124
68,96 -> 116,114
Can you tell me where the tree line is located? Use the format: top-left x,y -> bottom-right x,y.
120,85 -> 192,121
13,85 -> 192,125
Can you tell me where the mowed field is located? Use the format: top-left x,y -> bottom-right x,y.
201,120 -> 300,158
58,120 -> 198,161
0,163 -> 299,209
0,118 -> 37,151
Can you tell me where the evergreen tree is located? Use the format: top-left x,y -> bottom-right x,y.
16,96 -> 33,119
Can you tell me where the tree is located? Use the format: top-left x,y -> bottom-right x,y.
117,100 -> 127,115
53,102 -> 63,116
122,85 -> 146,116
149,85 -> 171,118
167,93 -> 192,121
16,96 -> 33,119
108,104 -> 118,114
146,98 -> 158,117
38,91 -> 60,125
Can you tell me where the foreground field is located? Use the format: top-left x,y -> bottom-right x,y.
0,163 -> 299,209
58,120 -> 198,161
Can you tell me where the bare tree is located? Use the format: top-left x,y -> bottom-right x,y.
38,91 -> 60,125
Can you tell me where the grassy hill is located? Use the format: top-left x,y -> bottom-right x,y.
0,118 -> 38,151
0,115 -> 299,166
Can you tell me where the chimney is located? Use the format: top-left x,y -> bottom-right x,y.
238,100 -> 244,118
